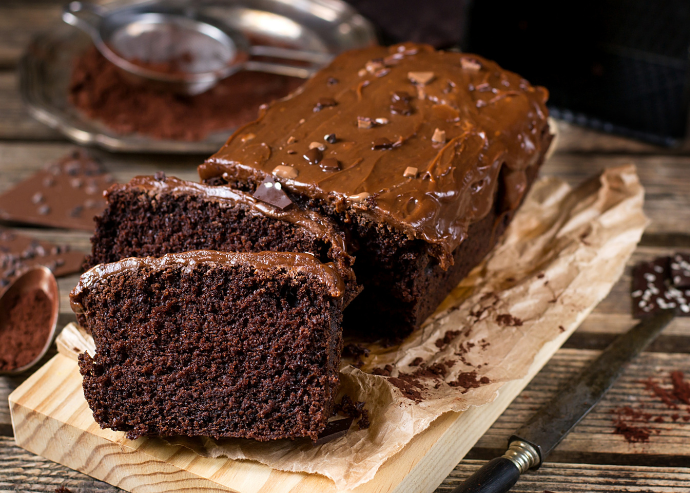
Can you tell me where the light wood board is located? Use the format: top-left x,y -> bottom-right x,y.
9,324 -> 574,493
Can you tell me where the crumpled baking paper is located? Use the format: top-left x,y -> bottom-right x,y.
61,165 -> 646,491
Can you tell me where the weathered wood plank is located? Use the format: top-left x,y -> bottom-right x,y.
0,5 -> 62,69
0,436 -> 121,492
435,460 -> 690,493
472,349 -> 690,465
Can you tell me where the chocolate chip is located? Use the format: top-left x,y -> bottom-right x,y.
324,133 -> 337,144
314,97 -> 337,112
313,416 -> 354,446
65,162 -> 81,176
372,138 -> 395,150
320,158 -> 340,172
154,171 -> 166,181
303,148 -> 323,165
272,165 -> 298,180
42,177 -> 55,187
253,177 -> 293,210
0,279 -> 8,288
327,77 -> 339,85
31,192 -> 44,204
70,178 -> 83,188
357,116 -> 373,129
390,100 -> 412,115
69,205 -> 83,217
37,205 -> 51,215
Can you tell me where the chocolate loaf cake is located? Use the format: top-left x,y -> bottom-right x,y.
199,43 -> 553,337
72,251 -> 345,441
86,174 -> 359,303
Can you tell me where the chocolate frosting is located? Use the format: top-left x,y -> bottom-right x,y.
71,250 -> 345,315
200,43 -> 551,263
122,175 -> 352,265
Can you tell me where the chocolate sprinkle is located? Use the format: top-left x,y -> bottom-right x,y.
252,177 -> 293,210
314,97 -> 337,112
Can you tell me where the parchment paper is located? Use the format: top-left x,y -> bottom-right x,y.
61,165 -> 646,491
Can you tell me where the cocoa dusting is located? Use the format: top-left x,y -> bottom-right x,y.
496,313 -> 523,327
371,364 -> 393,376
611,406 -> 652,443
434,329 -> 460,349
69,47 -> 303,141
388,377 -> 424,402
0,288 -> 52,371
449,371 -> 490,392
671,371 -> 690,404
643,377 -> 679,410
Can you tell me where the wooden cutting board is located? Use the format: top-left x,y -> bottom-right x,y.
8,326 -> 573,493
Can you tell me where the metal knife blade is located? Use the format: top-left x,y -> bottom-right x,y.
451,309 -> 675,493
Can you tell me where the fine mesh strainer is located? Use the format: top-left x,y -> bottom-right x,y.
63,1 -> 335,95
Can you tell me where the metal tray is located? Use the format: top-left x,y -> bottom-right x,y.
20,0 -> 376,154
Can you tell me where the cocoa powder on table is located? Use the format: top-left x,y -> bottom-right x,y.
0,288 -> 53,371
69,47 -> 304,141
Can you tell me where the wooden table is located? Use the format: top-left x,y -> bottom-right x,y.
2,2 -> 690,492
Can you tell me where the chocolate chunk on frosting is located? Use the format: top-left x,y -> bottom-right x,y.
253,177 -> 293,210
200,43 -> 552,263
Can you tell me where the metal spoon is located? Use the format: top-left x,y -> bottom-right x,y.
63,1 -> 335,95
0,266 -> 60,375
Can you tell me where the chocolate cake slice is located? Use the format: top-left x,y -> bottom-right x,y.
199,43 -> 553,337
71,251 -> 345,441
86,174 -> 359,303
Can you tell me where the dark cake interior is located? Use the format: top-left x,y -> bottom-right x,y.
72,251 -> 345,441
86,175 -> 359,304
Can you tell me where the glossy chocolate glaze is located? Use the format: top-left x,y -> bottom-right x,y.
71,250 -> 345,315
121,175 -> 352,264
200,43 -> 551,263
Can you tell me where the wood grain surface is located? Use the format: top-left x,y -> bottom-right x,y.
1,1 -> 690,492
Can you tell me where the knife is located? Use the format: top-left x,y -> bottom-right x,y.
452,309 -> 675,493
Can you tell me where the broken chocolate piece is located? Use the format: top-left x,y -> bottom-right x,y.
403,166 -> 418,178
0,227 -> 84,298
252,177 -> 293,210
671,253 -> 690,289
431,128 -> 446,144
408,71 -> 435,85
0,150 -> 113,231
632,257 -> 690,318
324,133 -> 337,144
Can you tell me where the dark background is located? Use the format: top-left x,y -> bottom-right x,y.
346,0 -> 690,146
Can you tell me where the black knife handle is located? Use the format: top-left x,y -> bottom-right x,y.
450,457 -> 520,493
